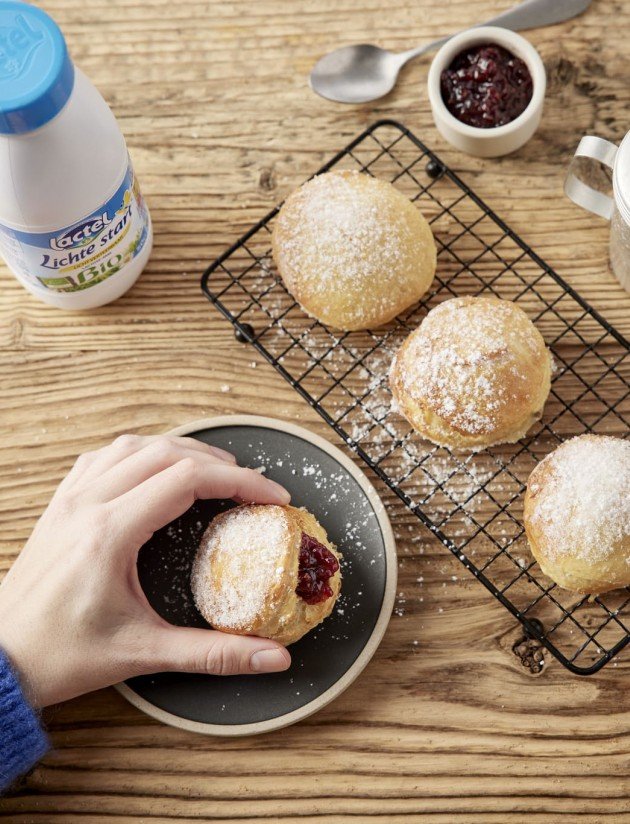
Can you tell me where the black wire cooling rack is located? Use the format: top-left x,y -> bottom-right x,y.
202,119 -> 630,675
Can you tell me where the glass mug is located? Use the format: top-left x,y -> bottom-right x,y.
565,131 -> 630,292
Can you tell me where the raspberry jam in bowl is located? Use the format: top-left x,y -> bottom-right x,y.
428,27 -> 546,158
440,43 -> 533,129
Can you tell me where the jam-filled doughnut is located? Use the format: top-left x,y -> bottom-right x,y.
390,296 -> 552,451
524,434 -> 630,595
271,170 -> 437,331
191,504 -> 341,646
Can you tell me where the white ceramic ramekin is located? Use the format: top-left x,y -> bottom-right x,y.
427,26 -> 546,158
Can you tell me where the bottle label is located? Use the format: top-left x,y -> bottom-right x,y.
0,158 -> 150,293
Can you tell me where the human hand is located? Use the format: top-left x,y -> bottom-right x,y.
0,434 -> 292,707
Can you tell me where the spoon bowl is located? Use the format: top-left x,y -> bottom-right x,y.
310,44 -> 403,104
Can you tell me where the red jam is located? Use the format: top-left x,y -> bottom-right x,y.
440,43 -> 533,129
296,532 -> 339,605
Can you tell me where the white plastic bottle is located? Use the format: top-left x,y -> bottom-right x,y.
0,1 -> 152,309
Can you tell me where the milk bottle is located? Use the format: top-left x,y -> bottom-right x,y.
0,1 -> 152,309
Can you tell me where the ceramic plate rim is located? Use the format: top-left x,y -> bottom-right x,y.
115,414 -> 397,736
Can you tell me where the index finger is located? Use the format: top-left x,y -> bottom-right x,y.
112,459 -> 291,542
65,434 -> 236,490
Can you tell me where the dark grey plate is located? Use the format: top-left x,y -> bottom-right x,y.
117,416 -> 397,735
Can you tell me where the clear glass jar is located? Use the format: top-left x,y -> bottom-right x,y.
565,131 -> 630,293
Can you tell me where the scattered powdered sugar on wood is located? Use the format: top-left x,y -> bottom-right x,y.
192,506 -> 290,629
528,435 -> 630,563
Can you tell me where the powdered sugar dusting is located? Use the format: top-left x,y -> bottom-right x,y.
528,435 -> 630,564
273,170 -> 435,328
192,506 -> 290,629
393,296 -> 547,436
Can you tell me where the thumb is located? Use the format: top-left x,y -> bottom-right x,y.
150,626 -> 291,676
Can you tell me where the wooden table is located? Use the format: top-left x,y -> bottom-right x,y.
1,1 -> 630,820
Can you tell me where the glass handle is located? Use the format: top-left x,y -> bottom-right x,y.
564,135 -> 618,221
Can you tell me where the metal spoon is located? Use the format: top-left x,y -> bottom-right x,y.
310,0 -> 592,104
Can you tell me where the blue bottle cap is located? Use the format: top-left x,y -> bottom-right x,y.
0,1 -> 74,134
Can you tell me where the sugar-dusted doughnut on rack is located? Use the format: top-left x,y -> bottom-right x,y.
271,170 -> 437,331
191,504 -> 341,646
389,295 -> 552,451
524,434 -> 630,595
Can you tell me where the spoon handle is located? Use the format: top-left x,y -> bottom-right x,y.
396,0 -> 591,66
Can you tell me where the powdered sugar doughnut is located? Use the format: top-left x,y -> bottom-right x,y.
271,170 -> 436,331
524,435 -> 630,594
390,296 -> 552,451
191,504 -> 341,646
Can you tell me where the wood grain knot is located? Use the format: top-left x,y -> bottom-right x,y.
545,55 -> 578,93
512,635 -> 546,675
259,167 -> 276,192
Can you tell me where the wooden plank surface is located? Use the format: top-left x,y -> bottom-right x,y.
1,0 -> 630,821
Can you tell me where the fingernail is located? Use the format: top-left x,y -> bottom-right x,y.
250,648 -> 290,673
213,446 -> 237,464
267,479 -> 291,504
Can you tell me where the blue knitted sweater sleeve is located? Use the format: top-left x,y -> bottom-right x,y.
0,649 -> 49,792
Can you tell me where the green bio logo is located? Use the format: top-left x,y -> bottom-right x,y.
40,255 -> 123,292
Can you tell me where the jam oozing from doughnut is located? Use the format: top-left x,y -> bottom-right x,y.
440,43 -> 533,128
296,533 -> 339,605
